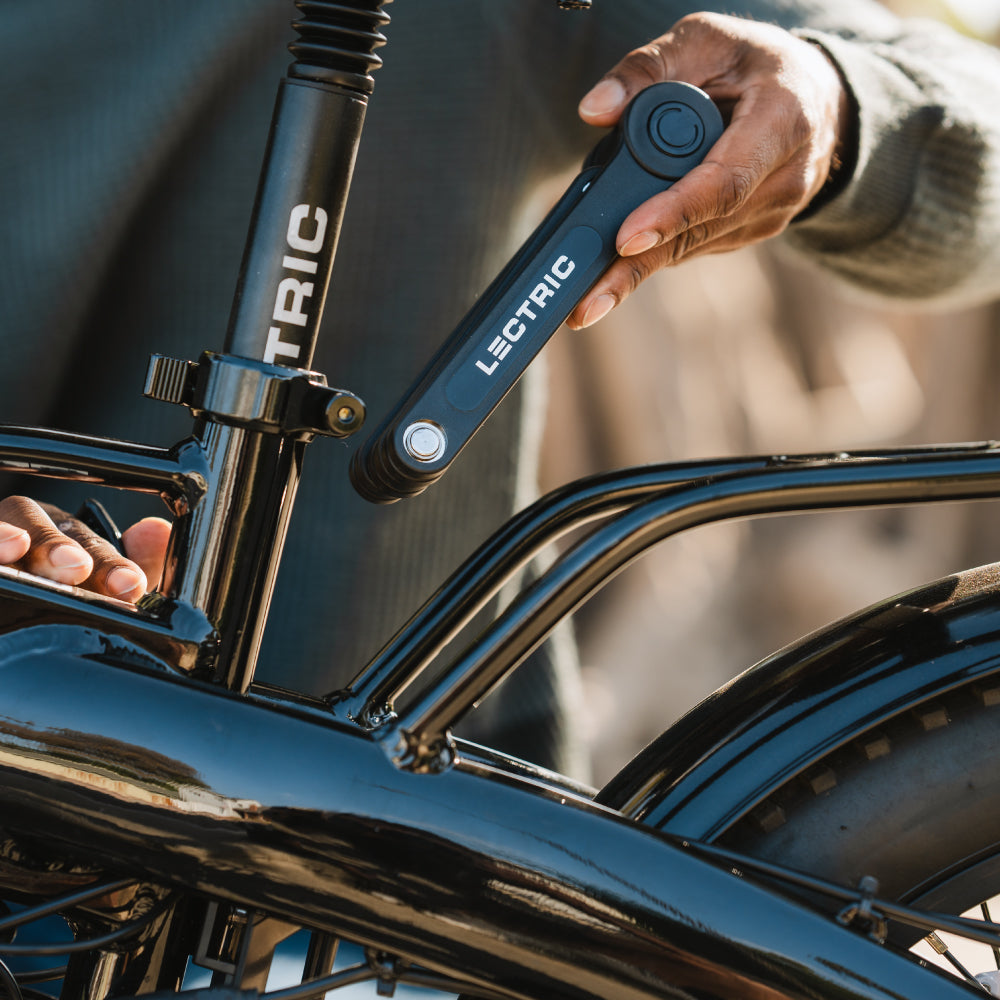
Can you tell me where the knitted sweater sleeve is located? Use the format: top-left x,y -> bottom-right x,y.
787,21 -> 1000,307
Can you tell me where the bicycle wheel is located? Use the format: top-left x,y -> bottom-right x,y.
711,680 -> 1000,979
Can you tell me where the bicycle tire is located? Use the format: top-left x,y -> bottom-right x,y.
681,679 -> 1000,959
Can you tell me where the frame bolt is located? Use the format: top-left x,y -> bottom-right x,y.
325,394 -> 365,436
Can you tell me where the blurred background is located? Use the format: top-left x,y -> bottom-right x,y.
540,0 -> 1000,786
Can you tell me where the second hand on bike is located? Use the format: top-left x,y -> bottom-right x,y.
350,81 -> 723,504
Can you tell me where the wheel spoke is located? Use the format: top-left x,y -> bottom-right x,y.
982,902 -> 1000,969
924,932 -> 990,990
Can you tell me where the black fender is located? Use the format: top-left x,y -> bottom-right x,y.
598,561 -> 1000,838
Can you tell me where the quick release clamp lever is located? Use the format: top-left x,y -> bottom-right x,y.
350,82 -> 723,503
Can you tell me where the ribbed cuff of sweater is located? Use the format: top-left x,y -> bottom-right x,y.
785,27 -> 991,304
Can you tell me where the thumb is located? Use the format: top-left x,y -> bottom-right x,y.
577,13 -> 747,128
578,76 -> 629,126
122,516 -> 171,590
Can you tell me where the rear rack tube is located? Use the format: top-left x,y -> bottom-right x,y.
379,443 -> 1000,767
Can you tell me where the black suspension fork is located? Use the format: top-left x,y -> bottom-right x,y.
145,2 -> 393,694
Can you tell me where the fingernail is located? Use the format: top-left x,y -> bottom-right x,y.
620,231 -> 659,256
107,567 -> 144,598
580,294 -> 616,329
579,78 -> 626,117
48,544 -> 88,570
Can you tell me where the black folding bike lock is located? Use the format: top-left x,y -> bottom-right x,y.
350,81 -> 723,503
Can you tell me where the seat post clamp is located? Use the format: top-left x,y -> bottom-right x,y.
144,351 -> 365,440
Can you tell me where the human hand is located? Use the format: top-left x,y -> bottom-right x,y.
567,12 -> 851,329
0,496 -> 170,603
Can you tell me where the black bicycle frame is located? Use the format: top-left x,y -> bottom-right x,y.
0,615 -> 987,1000
0,3 -> 999,999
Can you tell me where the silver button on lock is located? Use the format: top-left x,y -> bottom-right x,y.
403,421 -> 447,463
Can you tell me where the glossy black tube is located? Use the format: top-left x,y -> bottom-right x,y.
183,69 -> 370,692
339,455 -> 770,719
0,566 -> 214,675
388,444 -> 1000,758
345,442 -> 1000,722
0,627 -> 974,1000
159,420 -> 307,690
224,78 -> 366,369
0,425 -> 206,505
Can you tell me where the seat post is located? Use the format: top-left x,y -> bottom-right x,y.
224,1 -> 394,369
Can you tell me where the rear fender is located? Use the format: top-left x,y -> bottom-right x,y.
599,562 -> 1000,838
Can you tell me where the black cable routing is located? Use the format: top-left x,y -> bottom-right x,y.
288,1 -> 392,92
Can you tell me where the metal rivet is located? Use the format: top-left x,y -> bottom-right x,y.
403,421 -> 447,463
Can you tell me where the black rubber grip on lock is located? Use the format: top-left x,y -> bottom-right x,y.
350,82 -> 723,504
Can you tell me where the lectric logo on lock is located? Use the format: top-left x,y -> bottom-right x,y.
474,254 -> 577,377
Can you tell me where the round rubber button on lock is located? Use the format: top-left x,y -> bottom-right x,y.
649,103 -> 705,156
